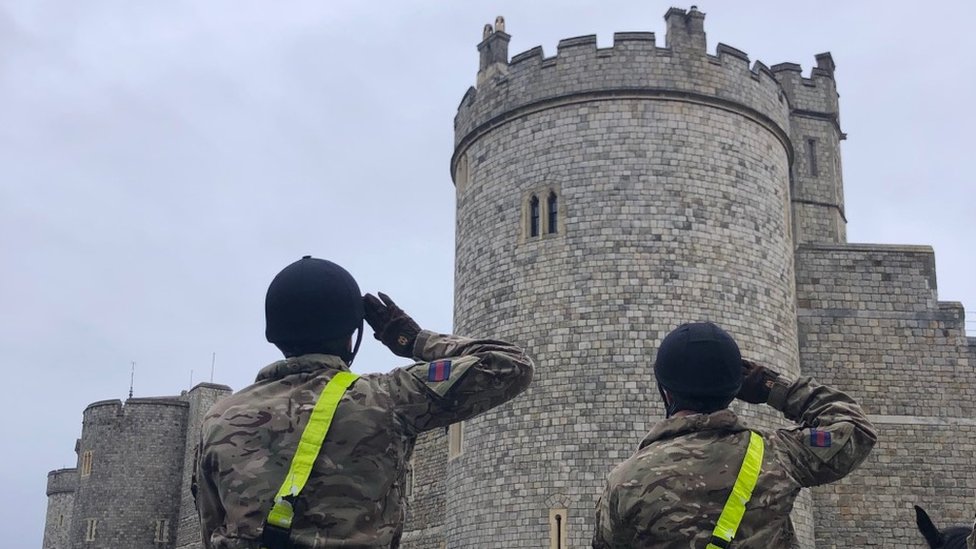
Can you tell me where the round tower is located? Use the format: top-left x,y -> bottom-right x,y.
43,468 -> 77,549
70,398 -> 188,549
446,8 -> 809,548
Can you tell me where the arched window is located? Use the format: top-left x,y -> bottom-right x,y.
547,192 -> 558,234
529,195 -> 540,237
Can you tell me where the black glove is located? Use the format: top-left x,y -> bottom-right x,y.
736,359 -> 780,404
363,292 -> 421,358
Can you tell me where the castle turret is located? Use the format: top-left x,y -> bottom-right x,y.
772,53 -> 847,244
70,398 -> 189,549
664,6 -> 706,53
43,468 -> 77,549
476,18 -> 510,87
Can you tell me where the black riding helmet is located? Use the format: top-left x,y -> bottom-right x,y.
265,256 -> 364,363
654,322 -> 742,416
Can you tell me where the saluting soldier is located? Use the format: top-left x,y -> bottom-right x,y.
195,256 -> 533,548
593,322 -> 877,548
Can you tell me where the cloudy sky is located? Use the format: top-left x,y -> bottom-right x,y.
2,0 -> 973,545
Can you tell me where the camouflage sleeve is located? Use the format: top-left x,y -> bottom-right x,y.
592,491 -> 613,549
767,376 -> 878,487
391,329 -> 534,433
195,436 -> 223,549
592,483 -> 633,549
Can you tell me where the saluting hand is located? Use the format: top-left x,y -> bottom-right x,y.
736,359 -> 780,404
363,292 -> 422,358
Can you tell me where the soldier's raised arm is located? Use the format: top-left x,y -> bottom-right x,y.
738,360 -> 878,487
363,292 -> 533,432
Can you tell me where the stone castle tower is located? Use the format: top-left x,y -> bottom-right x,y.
42,383 -> 231,549
401,7 -> 976,549
44,7 -> 975,549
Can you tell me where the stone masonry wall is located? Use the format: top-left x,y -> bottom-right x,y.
401,429 -> 447,549
43,468 -> 76,549
795,244 -> 975,547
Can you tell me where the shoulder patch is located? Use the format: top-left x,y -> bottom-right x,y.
809,429 -> 831,448
804,423 -> 852,462
428,360 -> 452,382
406,356 -> 478,398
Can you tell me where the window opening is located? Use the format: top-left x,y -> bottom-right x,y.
806,138 -> 818,177
549,508 -> 568,549
448,422 -> 463,459
404,459 -> 414,501
529,196 -> 540,237
81,451 -> 93,477
154,519 -> 169,542
547,192 -> 558,234
85,519 -> 97,542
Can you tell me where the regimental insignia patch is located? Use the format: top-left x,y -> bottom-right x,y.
428,360 -> 452,382
407,356 -> 474,398
809,429 -> 832,448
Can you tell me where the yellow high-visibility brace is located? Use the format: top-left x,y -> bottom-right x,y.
261,371 -> 360,549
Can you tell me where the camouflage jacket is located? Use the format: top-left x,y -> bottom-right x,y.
593,376 -> 877,549
196,330 -> 533,549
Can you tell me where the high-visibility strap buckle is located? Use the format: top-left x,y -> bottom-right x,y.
706,535 -> 732,548
260,521 -> 293,549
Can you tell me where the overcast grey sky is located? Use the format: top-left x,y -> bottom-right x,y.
2,1 -> 973,545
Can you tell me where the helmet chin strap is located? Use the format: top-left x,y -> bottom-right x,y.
344,319 -> 365,366
658,386 -> 679,418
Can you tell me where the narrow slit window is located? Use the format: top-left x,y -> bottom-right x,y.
549,508 -> 568,549
806,138 -> 818,177
85,519 -> 97,542
529,195 -> 540,237
556,514 -> 562,549
448,422 -> 463,459
154,519 -> 169,542
404,458 -> 414,501
547,192 -> 558,234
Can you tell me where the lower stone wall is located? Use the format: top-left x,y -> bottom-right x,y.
402,428 -> 447,549
812,419 -> 976,546
796,243 -> 975,547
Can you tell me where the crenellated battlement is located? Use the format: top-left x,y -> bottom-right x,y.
82,399 -> 123,423
770,52 -> 839,115
46,468 -> 78,496
454,8 -> 793,171
82,396 -> 187,425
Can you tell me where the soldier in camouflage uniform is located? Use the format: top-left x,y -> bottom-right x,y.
195,256 -> 533,548
593,322 -> 877,548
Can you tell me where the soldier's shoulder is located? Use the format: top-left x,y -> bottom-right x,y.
202,380 -> 279,424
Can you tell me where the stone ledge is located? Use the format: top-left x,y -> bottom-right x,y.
870,414 -> 976,427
